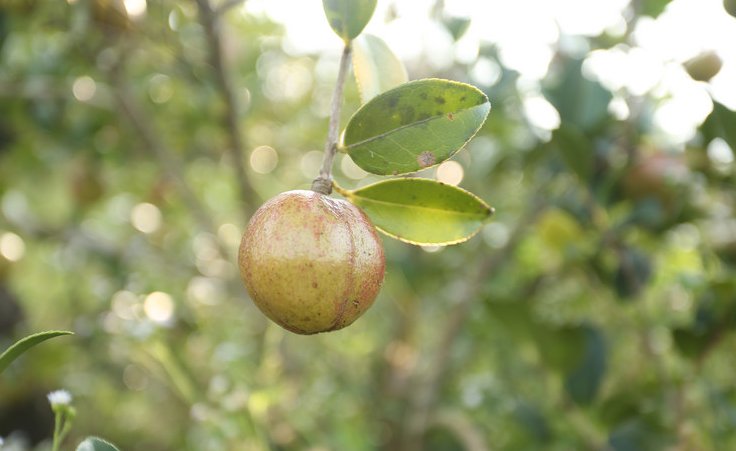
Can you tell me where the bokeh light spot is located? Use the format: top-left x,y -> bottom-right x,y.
340,154 -> 368,180
523,96 -> 561,131
123,364 -> 150,391
187,277 -> 223,306
435,161 -> 464,186
249,145 -> 278,174
299,150 -> 323,179
217,223 -> 241,248
707,138 -> 734,165
131,202 -> 162,233
72,76 -> 96,102
0,232 -> 25,262
148,74 -> 173,104
143,291 -> 175,322
469,57 -> 502,88
124,0 -> 147,17
111,290 -> 138,320
483,222 -> 509,249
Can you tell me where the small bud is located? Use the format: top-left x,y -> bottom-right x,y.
47,389 -> 73,406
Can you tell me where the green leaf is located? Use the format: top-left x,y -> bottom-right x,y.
76,437 -> 121,451
343,79 -> 490,175
701,101 -> 736,151
533,325 -> 587,373
672,328 -> 712,360
335,178 -> 493,246
614,247 -> 653,300
322,0 -> 377,42
443,16 -> 471,42
543,58 -> 612,132
564,325 -> 606,405
548,123 -> 592,181
0,330 -> 73,376
640,0 -> 675,18
514,401 -> 552,444
608,419 -> 675,451
352,34 -> 408,103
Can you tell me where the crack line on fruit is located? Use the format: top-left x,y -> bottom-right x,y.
327,203 -> 357,331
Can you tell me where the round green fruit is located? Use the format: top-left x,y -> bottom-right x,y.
684,51 -> 722,82
238,190 -> 385,334
725,0 -> 736,18
622,152 -> 689,203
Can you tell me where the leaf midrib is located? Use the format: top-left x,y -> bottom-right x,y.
349,194 -> 490,219
343,102 -> 487,151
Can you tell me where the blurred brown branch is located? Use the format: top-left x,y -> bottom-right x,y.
216,0 -> 247,15
195,0 -> 257,217
108,60 -> 226,251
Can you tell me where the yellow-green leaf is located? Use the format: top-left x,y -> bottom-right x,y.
335,178 -> 494,246
322,0 -> 377,42
76,437 -> 121,451
353,34 -> 408,103
0,330 -> 73,376
342,79 -> 490,175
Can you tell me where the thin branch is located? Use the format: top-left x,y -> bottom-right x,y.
311,44 -> 352,195
195,0 -> 257,216
109,62 -> 228,255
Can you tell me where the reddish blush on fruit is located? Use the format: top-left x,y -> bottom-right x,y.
238,190 -> 385,334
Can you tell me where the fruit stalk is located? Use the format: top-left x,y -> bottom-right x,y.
312,43 -> 352,195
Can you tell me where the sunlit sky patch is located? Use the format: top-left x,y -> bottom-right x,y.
243,0 -> 736,147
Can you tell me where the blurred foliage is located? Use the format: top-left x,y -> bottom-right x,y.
1,0 -> 736,450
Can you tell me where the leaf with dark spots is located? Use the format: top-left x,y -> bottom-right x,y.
330,19 -> 344,33
343,79 -> 490,175
418,151 -> 435,168
399,105 -> 416,123
387,93 -> 400,108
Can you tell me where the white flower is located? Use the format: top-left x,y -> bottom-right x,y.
47,389 -> 73,406
0,436 -> 5,446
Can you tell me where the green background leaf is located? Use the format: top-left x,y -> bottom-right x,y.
547,124 -> 592,182
343,79 -> 490,175
701,101 -> 736,151
337,178 -> 493,245
322,0 -> 377,42
76,437 -> 122,451
352,34 -> 408,103
640,0 -> 675,18
564,325 -> 606,405
0,330 -> 73,376
442,16 -> 471,42
543,58 -> 612,133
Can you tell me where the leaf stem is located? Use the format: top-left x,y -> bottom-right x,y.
312,43 -> 352,195
52,411 -> 62,451
195,0 -> 258,216
330,180 -> 351,197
